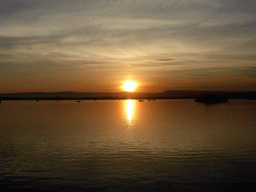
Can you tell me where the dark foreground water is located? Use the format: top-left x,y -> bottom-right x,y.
1,99 -> 256,191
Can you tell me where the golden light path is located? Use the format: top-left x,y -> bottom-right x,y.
125,100 -> 136,125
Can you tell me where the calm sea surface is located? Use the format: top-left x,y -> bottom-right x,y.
1,99 -> 256,191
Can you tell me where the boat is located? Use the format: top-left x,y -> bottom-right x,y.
138,99 -> 144,102
76,100 -> 81,102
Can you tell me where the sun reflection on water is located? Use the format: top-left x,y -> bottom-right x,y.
125,100 -> 136,125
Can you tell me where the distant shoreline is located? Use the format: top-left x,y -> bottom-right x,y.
0,90 -> 255,101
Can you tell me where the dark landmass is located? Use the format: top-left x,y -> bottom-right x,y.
0,90 -> 255,101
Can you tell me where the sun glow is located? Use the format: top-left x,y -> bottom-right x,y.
123,81 -> 136,92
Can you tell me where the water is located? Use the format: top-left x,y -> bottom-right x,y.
0,99 -> 256,191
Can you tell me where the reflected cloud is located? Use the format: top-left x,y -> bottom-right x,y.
125,100 -> 136,125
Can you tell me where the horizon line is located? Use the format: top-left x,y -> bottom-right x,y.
1,90 -> 256,95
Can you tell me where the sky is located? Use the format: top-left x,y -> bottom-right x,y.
0,0 -> 255,93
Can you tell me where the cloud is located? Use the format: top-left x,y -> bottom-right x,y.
155,59 -> 175,62
0,0 -> 255,92
0,0 -> 103,19
217,0 -> 256,13
151,0 -> 220,14
0,0 -> 40,17
0,53 -> 13,59
233,66 -> 256,78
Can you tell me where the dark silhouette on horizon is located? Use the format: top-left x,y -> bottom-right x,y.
0,90 -> 255,101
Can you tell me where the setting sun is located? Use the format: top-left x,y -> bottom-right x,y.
123,81 -> 137,92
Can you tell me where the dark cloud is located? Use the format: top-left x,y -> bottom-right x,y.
0,0 -> 105,23
0,53 -> 13,59
0,37 -> 16,50
0,35 -> 63,50
234,66 -> 256,78
152,1 -> 217,14
130,63 -> 179,68
155,59 -> 175,62
0,0 -> 40,17
216,0 -> 256,13
150,0 -> 256,15
203,53 -> 256,61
